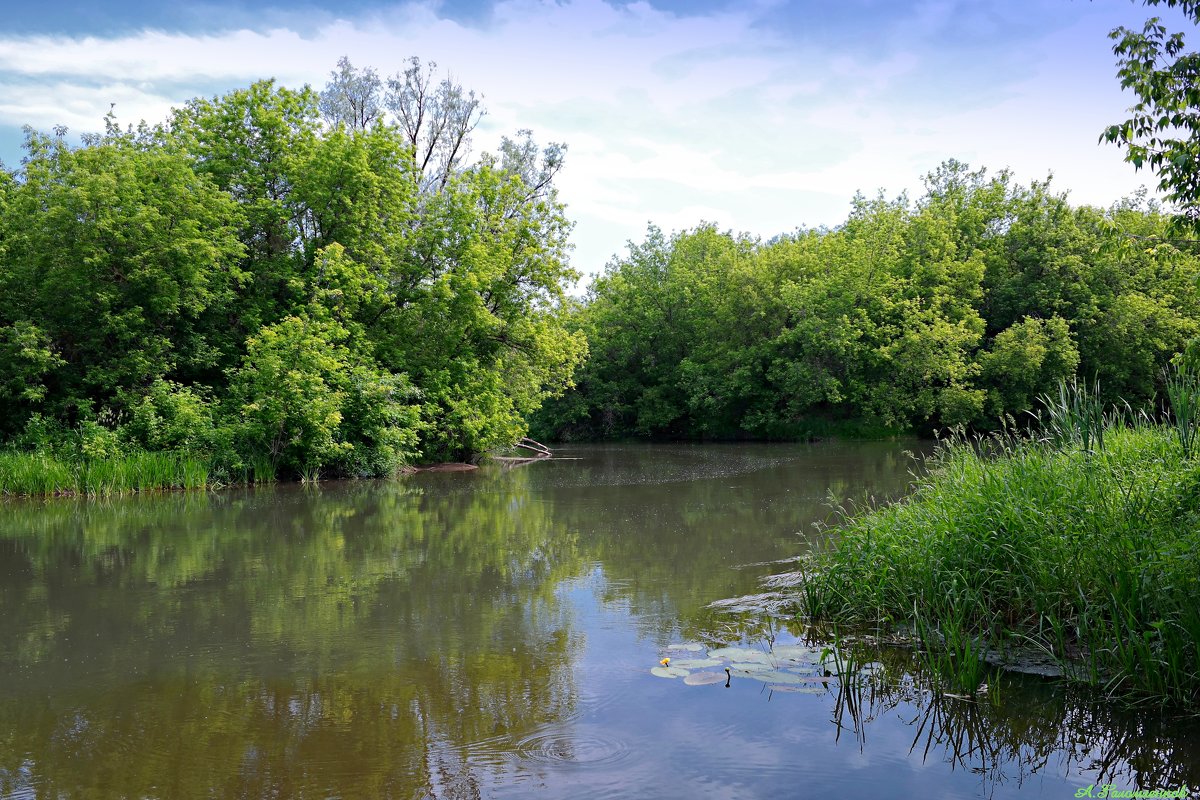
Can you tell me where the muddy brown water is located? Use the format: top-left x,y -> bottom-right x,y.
1,442 -> 1196,798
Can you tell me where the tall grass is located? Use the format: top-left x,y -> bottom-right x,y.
795,413 -> 1200,706
0,452 -> 76,496
1165,361 -> 1200,459
248,454 -> 277,485
0,451 -> 209,497
1035,377 -> 1106,452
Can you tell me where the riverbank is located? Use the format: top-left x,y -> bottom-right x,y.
792,421 -> 1200,706
0,451 -> 213,497
0,451 -> 486,497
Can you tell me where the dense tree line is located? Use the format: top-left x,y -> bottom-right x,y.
0,60 -> 586,478
533,162 -> 1200,441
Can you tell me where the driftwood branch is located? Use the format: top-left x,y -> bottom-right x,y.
515,437 -> 552,457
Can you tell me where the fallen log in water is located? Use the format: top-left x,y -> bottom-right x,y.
489,456 -> 546,470
414,462 -> 479,472
515,437 -> 553,457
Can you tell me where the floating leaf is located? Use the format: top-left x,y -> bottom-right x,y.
651,666 -> 690,679
708,647 -> 773,663
667,643 -> 705,652
669,658 -> 722,670
684,671 -> 729,686
768,684 -> 828,694
730,662 -> 773,673
771,645 -> 822,661
743,670 -> 808,684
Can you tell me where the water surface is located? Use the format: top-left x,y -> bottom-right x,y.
1,442 -> 1196,798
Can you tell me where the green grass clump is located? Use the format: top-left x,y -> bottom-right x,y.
0,452 -> 76,496
797,420 -> 1200,706
0,451 -> 209,497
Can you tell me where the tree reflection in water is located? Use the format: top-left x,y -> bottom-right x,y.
0,444 -> 1196,799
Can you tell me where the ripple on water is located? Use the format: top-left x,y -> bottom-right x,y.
510,725 -> 633,767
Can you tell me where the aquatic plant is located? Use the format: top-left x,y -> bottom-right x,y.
794,420 -> 1200,706
0,450 -> 210,496
1164,361 -> 1200,459
1034,377 -> 1106,453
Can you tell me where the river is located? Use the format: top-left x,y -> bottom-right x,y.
0,442 -> 1196,798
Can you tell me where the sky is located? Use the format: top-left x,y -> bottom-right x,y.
0,0 -> 1193,279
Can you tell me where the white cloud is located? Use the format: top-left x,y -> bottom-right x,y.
0,0 -> 1172,276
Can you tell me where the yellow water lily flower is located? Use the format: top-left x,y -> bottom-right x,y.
660,657 -> 670,666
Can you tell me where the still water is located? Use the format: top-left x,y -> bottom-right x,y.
1,442 -> 1196,798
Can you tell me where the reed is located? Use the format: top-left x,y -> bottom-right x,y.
249,454 -> 277,485
0,452 -> 75,495
1035,377 -> 1106,453
0,451 -> 211,497
1164,361 -> 1200,459
795,419 -> 1200,706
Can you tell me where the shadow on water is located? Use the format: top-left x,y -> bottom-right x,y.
0,442 -> 1194,798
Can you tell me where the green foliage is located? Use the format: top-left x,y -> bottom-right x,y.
1164,360 -> 1200,456
981,316 -> 1079,416
0,63 -> 583,486
795,421 -> 1200,706
0,127 -> 244,427
538,162 -> 1200,441
125,379 -> 217,453
227,312 -> 421,479
0,322 -> 64,438
1102,1 -> 1200,229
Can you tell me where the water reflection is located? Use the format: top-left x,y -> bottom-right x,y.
829,650 -> 1200,793
691,614 -> 1200,797
0,443 -> 1194,799
0,474 -> 583,798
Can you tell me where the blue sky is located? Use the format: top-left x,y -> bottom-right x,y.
0,0 -> 1192,277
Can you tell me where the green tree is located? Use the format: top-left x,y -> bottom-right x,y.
227,309 -> 420,478
980,316 -> 1080,416
384,156 -> 586,459
0,127 -> 243,430
1103,0 -> 1200,228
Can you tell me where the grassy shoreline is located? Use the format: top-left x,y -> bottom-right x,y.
793,421 -> 1200,706
0,450 -> 482,497
0,451 -> 213,497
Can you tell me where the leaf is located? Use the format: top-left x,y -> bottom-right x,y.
650,666 -> 690,678
767,684 -> 828,694
742,670 -> 810,684
770,645 -> 822,661
683,671 -> 728,686
729,662 -> 774,673
668,658 -> 722,670
707,647 -> 773,662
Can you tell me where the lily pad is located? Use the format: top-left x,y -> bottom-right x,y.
770,645 -> 822,661
708,647 -> 773,663
729,662 -> 773,673
742,670 -> 808,684
667,643 -> 706,652
651,666 -> 690,679
768,684 -> 828,694
668,658 -> 722,670
684,671 -> 729,686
